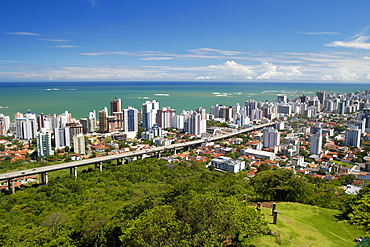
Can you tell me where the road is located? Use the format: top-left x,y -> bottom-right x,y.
0,122 -> 274,181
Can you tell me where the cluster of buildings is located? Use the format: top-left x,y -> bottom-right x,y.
1,89 -> 370,178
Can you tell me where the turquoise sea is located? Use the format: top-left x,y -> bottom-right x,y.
0,81 -> 370,119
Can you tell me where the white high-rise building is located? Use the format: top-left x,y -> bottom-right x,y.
263,128 -> 280,148
0,114 -> 10,136
310,131 -> 322,155
187,112 -> 206,137
156,107 -> 175,129
15,110 -> 37,140
122,107 -> 139,139
142,100 -> 159,130
88,110 -> 98,132
172,114 -> 185,129
37,131 -> 54,157
73,134 -> 85,155
344,126 -> 362,148
55,127 -> 71,150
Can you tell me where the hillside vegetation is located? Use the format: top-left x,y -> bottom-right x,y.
0,158 -> 367,246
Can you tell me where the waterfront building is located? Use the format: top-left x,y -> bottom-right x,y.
110,98 -> 121,116
277,95 -> 287,103
0,114 -> 10,136
88,110 -> 98,133
15,110 -> 37,140
99,108 -> 108,133
37,131 -> 53,157
316,91 -> 326,105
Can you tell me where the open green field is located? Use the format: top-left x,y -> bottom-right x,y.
243,202 -> 364,247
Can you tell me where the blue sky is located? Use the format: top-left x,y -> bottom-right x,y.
1,0 -> 370,82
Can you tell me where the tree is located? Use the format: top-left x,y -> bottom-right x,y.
257,163 -> 271,172
251,169 -> 316,203
334,125 -> 346,133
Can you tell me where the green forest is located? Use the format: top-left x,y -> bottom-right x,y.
0,159 -> 369,246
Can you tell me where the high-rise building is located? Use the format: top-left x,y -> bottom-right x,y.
110,98 -> 121,116
156,107 -> 175,129
99,108 -> 108,133
344,126 -> 361,148
316,91 -> 326,105
122,107 -> 139,132
263,128 -> 280,148
37,131 -> 53,157
88,110 -> 98,133
107,116 -> 116,133
310,131 -> 322,155
15,110 -> 37,140
185,112 -> 206,137
142,100 -> 159,130
0,114 -> 10,136
277,95 -> 287,103
54,127 -> 71,150
73,134 -> 85,155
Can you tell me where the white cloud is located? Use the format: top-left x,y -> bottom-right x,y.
297,30 -> 340,35
335,68 -> 358,81
5,32 -> 40,36
189,48 -> 243,56
39,38 -> 69,42
208,61 -> 255,80
326,36 -> 370,50
195,76 -> 216,80
50,45 -> 79,48
321,75 -> 333,80
256,62 -> 302,80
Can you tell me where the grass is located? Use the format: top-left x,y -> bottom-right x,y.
243,202 -> 364,247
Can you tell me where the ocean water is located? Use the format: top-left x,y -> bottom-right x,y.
0,81 -> 369,119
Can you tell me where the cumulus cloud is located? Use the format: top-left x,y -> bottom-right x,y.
321,75 -> 333,80
256,62 -> 302,80
208,61 -> 255,80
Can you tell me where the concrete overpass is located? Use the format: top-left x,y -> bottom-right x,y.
0,122 -> 275,193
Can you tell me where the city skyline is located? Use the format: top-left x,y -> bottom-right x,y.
1,1 -> 370,82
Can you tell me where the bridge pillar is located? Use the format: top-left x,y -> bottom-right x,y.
11,181 -> 16,194
74,167 -> 78,178
7,179 -> 12,194
174,148 -> 177,155
41,172 -> 48,184
99,162 -> 103,172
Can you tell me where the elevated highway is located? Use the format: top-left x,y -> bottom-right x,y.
0,122 -> 275,192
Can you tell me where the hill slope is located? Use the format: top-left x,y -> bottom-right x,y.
244,202 -> 364,247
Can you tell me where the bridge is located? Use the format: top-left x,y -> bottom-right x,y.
0,122 -> 275,193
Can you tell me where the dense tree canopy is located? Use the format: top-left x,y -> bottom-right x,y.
0,159 -> 267,246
